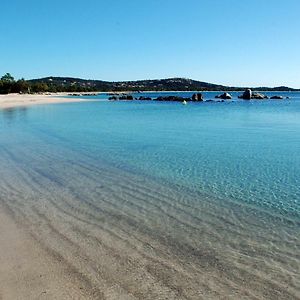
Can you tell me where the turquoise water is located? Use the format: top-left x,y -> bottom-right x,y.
5,94 -> 299,219
0,93 -> 299,298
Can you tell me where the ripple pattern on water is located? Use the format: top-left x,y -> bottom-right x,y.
0,97 -> 299,299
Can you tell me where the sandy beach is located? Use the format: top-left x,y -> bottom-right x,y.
0,93 -> 299,300
0,93 -> 90,109
1,0 -> 299,298
0,94 -> 96,299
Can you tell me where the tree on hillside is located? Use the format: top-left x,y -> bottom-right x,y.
12,79 -> 30,93
31,82 -> 49,93
1,73 -> 15,83
0,73 -> 16,94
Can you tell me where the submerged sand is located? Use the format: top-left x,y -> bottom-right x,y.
0,95 -> 299,299
0,207 -> 95,299
0,94 -> 95,299
0,153 -> 299,299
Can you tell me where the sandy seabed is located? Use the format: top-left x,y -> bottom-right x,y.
0,93 -> 96,299
0,94 -> 299,299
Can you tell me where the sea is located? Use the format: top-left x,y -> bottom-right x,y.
0,91 -> 299,299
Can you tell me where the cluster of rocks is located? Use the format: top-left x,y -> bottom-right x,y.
238,89 -> 267,100
238,89 -> 286,100
154,93 -> 232,102
108,90 -> 289,102
215,92 -> 232,100
108,96 -> 118,100
270,95 -> 285,99
155,96 -> 191,102
109,93 -> 207,102
191,93 -> 204,101
138,96 -> 152,100
109,94 -> 133,100
155,93 -> 204,102
119,95 -> 134,100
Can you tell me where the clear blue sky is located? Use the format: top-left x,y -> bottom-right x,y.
1,0 -> 299,87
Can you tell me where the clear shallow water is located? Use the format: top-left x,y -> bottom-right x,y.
8,93 -> 300,219
0,93 -> 299,299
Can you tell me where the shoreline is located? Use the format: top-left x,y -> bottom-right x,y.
0,97 -> 299,299
0,93 -> 94,109
0,90 -> 296,109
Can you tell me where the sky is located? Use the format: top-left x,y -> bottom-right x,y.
1,0 -> 300,87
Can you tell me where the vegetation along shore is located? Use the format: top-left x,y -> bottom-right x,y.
0,73 -> 299,95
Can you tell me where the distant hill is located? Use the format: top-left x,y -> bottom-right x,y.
29,77 -> 299,92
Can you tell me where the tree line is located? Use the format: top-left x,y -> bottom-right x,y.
0,73 -> 97,94
1,73 -> 297,94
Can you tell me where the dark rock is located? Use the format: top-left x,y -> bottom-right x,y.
192,93 -> 204,101
270,95 -> 284,99
238,89 -> 268,100
206,99 -> 214,102
108,96 -> 117,100
119,95 -> 134,100
239,89 -> 252,100
215,92 -> 232,99
139,96 -> 152,100
252,92 -> 268,100
155,96 -> 190,102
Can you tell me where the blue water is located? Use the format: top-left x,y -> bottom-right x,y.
3,93 -> 299,220
0,92 -> 299,298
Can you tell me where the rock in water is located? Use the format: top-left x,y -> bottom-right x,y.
242,89 -> 252,100
252,92 -> 268,99
192,93 -> 204,101
215,92 -> 232,99
139,96 -> 152,100
155,96 -> 190,102
270,95 -> 284,99
108,96 -> 117,100
119,95 -> 134,100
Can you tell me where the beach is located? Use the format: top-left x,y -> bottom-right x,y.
0,94 -> 96,299
2,0 -> 300,297
0,94 -> 299,299
0,93 -> 90,109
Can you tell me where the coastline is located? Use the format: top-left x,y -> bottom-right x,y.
0,94 -> 98,299
0,93 -> 93,109
0,91 -> 299,299
0,90 -> 295,110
